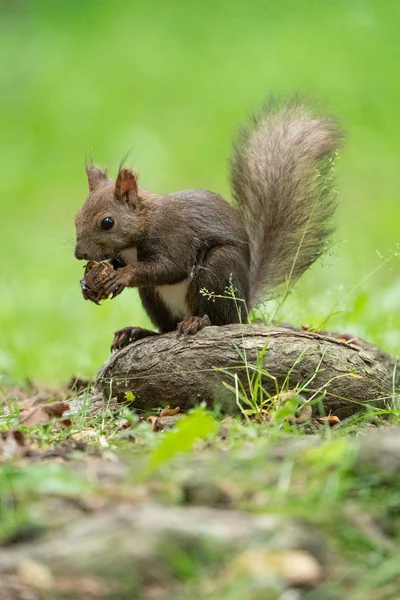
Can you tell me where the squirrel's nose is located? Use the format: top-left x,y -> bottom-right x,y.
75,246 -> 88,260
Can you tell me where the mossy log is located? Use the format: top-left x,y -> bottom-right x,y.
94,325 -> 399,419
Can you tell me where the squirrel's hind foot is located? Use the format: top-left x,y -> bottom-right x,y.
177,315 -> 211,336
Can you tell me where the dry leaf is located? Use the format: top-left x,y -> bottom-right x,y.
316,415 -> 340,426
19,401 -> 70,427
337,332 -> 360,345
147,414 -> 181,432
159,406 -> 180,417
147,415 -> 159,431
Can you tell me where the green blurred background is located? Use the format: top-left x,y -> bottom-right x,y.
1,0 -> 399,384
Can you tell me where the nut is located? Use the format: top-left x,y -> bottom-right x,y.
80,261 -> 114,304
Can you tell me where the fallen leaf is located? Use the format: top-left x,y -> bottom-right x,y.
19,401 -> 70,427
160,406 -> 180,417
316,415 -> 340,426
147,414 -> 182,432
337,332 -> 360,345
147,415 -> 159,431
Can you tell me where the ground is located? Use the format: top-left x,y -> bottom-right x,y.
1,378 -> 400,599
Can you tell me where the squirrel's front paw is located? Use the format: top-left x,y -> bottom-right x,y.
111,326 -> 158,352
98,266 -> 132,299
80,278 -> 101,304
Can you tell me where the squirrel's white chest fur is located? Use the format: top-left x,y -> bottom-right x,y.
120,247 -> 191,319
156,279 -> 191,318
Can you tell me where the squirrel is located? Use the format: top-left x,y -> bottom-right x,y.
75,97 -> 341,351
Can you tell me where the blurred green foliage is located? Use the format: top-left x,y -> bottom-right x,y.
0,0 -> 399,383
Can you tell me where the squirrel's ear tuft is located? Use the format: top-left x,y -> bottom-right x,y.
115,167 -> 138,204
86,163 -> 109,192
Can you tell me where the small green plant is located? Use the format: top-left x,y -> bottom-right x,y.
216,346 -> 329,424
145,406 -> 218,473
200,274 -> 250,325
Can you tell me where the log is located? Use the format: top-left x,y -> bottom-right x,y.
94,325 -> 399,419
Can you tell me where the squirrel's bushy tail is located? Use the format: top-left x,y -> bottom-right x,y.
230,97 -> 342,307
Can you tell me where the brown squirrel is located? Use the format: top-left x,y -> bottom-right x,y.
75,97 -> 341,351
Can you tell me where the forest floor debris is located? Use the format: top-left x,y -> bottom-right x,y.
1,380 -> 399,599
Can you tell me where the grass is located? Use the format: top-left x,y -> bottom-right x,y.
1,398 -> 400,597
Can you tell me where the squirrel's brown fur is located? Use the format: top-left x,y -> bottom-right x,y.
75,97 -> 342,350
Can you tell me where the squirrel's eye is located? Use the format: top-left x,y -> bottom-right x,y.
100,217 -> 114,230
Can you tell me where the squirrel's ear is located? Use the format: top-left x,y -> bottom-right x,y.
115,167 -> 138,204
86,164 -> 109,192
